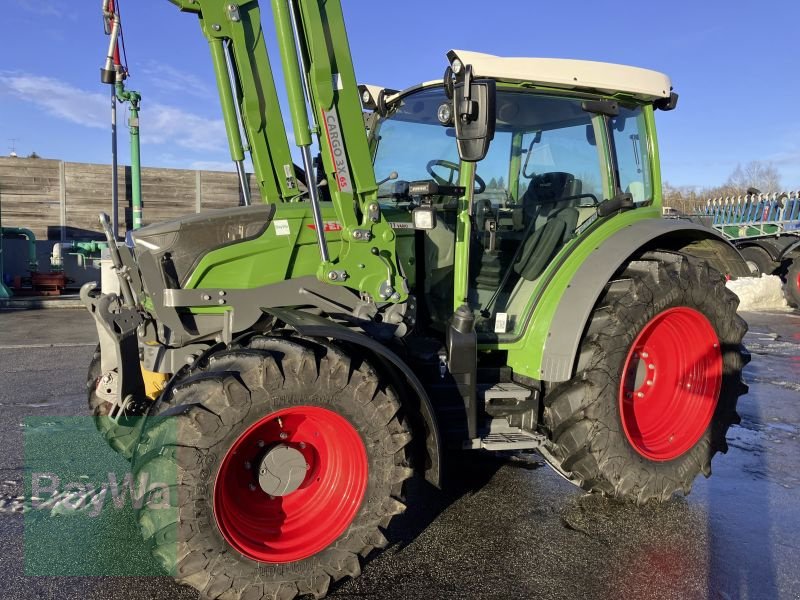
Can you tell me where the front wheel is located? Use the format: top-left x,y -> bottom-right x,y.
133,337 -> 412,599
541,252 -> 749,504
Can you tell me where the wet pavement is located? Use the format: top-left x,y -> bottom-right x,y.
0,308 -> 798,600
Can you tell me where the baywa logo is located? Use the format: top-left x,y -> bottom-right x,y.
30,471 -> 171,518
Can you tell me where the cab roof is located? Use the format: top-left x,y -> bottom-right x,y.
449,49 -> 672,101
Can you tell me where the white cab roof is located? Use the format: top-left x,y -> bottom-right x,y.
450,49 -> 672,101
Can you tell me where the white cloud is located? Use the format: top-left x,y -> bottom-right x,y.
0,74 -> 109,129
0,73 -> 227,153
142,104 -> 227,152
140,62 -> 214,100
13,0 -> 69,18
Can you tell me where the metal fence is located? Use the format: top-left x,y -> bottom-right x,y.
703,191 -> 800,239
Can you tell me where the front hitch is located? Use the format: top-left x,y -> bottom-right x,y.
81,282 -> 149,423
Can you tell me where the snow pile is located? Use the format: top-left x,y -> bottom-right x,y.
725,275 -> 790,312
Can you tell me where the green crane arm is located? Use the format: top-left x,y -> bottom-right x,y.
169,0 -> 407,302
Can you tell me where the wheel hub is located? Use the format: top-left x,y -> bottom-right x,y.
257,444 -> 308,496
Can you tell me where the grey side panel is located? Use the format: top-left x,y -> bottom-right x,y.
264,308 -> 442,489
541,219 -> 745,383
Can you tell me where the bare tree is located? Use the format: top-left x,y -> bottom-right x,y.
724,161 -> 782,195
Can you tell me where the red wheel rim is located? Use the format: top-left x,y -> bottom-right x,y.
213,406 -> 368,563
619,307 -> 722,461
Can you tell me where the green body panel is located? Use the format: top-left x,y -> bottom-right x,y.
183,203 -> 416,307
184,204 -> 340,290
501,206 -> 662,379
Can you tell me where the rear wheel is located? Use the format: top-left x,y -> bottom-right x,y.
541,252 -> 749,504
785,258 -> 800,308
132,336 -> 412,599
739,245 -> 775,276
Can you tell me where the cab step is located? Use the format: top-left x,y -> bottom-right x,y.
465,419 -> 547,451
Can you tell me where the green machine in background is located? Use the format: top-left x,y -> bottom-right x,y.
80,2 -> 752,598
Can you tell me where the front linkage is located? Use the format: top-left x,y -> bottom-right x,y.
81,213 -> 151,454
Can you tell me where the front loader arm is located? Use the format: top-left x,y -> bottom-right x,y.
169,0 -> 302,203
171,0 -> 408,303
271,0 -> 406,301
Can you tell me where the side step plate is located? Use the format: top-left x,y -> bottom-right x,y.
465,420 -> 547,451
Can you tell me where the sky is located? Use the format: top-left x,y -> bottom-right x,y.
1,0 -> 799,190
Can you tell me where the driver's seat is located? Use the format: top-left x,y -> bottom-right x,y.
521,172 -> 581,225
515,172 -> 581,281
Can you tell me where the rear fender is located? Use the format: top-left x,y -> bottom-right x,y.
507,218 -> 748,383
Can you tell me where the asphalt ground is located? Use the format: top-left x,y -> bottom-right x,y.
0,308 -> 798,600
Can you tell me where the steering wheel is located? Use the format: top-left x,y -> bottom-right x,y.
426,159 -> 486,194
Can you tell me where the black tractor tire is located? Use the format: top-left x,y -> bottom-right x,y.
132,336 -> 412,600
87,346 -> 108,415
541,251 -> 749,505
785,258 -> 800,309
739,245 -> 775,276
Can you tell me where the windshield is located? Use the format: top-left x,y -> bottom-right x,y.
371,87 -> 626,205
372,87 -> 460,196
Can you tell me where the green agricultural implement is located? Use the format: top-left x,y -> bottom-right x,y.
83,1 -> 751,597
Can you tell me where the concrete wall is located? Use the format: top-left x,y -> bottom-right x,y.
0,157 -> 255,239
0,157 -> 256,287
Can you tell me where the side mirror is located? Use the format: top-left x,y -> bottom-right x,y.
451,66 -> 496,162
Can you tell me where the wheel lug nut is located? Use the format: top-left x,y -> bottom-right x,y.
299,442 -> 306,449
257,440 -> 265,448
637,392 -> 645,398
648,364 -> 655,370
641,352 -> 649,358
249,484 -> 257,492
279,432 -> 288,440
646,380 -> 653,386
244,462 -> 251,470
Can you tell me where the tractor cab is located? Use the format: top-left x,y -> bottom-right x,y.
363,50 -> 675,336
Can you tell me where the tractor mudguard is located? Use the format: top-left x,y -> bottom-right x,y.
537,218 -> 749,383
262,307 -> 443,488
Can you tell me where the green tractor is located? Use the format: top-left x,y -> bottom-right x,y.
84,0 -> 750,597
